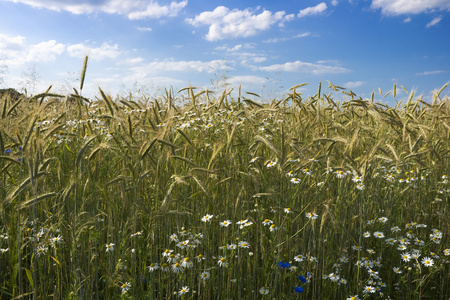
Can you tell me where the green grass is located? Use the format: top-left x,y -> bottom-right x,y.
0,76 -> 449,299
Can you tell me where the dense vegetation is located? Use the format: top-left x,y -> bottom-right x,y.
0,66 -> 449,299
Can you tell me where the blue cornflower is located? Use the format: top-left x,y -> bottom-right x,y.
18,147 -> 23,151
294,287 -> 304,293
299,275 -> 307,283
4,149 -> 11,154
278,261 -> 291,268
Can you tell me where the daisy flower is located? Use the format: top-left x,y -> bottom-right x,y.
363,231 -> 371,238
347,296 -> 360,300
306,212 -> 318,219
147,263 -> 159,272
178,286 -> 189,296
201,214 -> 213,222
218,256 -> 228,267
250,157 -> 259,163
269,224 -> 278,232
286,170 -> 296,177
302,168 -> 312,175
172,262 -> 183,273
259,287 -> 269,295
219,220 -> 232,227
181,257 -> 193,268
294,254 -> 305,262
266,161 -> 277,168
401,252 -> 411,262
238,241 -> 250,249
284,208 -> 292,214
262,219 -> 273,226
373,231 -> 384,239
0,248 -> 8,254
121,282 -> 131,294
162,249 -> 173,257
393,267 -> 402,274
336,171 -> 346,178
236,219 -> 248,226
160,263 -> 169,272
200,271 -> 210,280
356,183 -> 365,190
421,257 -> 434,267
290,177 -> 301,184
105,243 -> 114,252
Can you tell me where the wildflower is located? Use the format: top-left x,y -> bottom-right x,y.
181,257 -> 193,268
172,262 -> 183,273
104,243 -> 114,252
294,286 -> 304,293
266,161 -> 277,168
401,252 -> 411,262
262,219 -> 273,226
286,170 -> 296,177
238,241 -> 250,249
352,245 -> 362,251
294,254 -> 305,262
148,263 -> 159,272
347,296 -> 360,300
336,171 -> 345,178
201,271 -> 210,280
218,256 -> 228,267
269,224 -> 278,232
289,265 -> 298,273
363,286 -> 376,294
306,212 -> 318,219
393,267 -> 402,274
250,157 -> 259,163
284,208 -> 292,214
236,219 -> 248,226
160,263 -> 169,272
391,226 -> 401,232
444,249 -> 450,256
397,244 -> 407,251
309,157 -> 318,162
259,287 -> 269,295
50,235 -> 63,246
373,231 -> 384,239
0,248 -> 8,254
162,249 -> 173,257
310,257 -> 318,263
329,273 -> 340,282
219,220 -> 232,227
340,278 -> 347,285
356,183 -> 365,190
278,261 -> 290,268
352,176 -> 362,182
131,231 -> 143,237
201,214 -> 213,222
384,238 -> 396,245
227,243 -> 237,250
178,286 -> 189,296
302,168 -> 312,175
363,231 -> 371,238
121,282 -> 131,294
290,177 -> 301,184
299,275 -> 307,283
421,257 -> 434,267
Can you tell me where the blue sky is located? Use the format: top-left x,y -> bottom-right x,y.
0,0 -> 449,102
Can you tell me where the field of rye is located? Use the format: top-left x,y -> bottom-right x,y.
0,59 -> 449,299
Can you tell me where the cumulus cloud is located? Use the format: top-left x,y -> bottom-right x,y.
371,0 -> 450,15
67,42 -> 121,60
0,34 -> 65,66
186,6 -> 291,41
426,16 -> 442,28
298,3 -> 327,18
263,32 -> 310,43
2,0 -> 188,19
26,40 -> 65,62
259,60 -> 350,75
227,75 -> 269,85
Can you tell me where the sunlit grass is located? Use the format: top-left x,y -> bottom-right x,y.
0,71 -> 449,299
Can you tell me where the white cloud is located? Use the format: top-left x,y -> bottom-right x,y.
343,81 -> 365,88
403,17 -> 412,22
0,34 -> 65,66
67,42 -> 121,60
26,40 -> 65,62
130,59 -> 232,76
137,27 -> 153,32
2,0 -> 188,19
371,0 -> 450,15
298,3 -> 327,18
186,6 -> 291,41
116,57 -> 145,65
260,60 -> 350,75
227,75 -> 269,85
331,0 -> 339,6
263,32 -> 310,43
426,16 -> 442,28
415,70 -> 444,76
